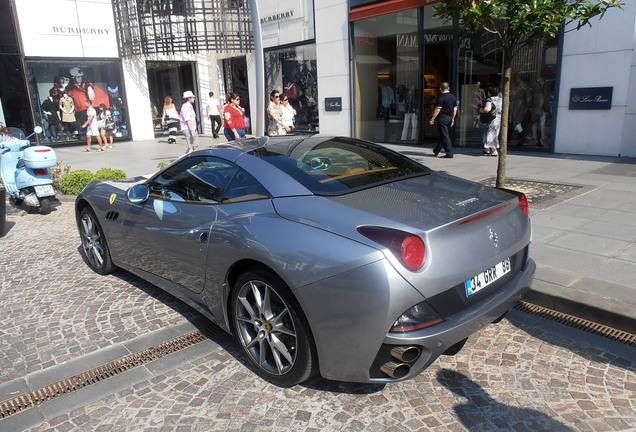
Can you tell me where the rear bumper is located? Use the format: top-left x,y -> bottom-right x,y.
296,256 -> 535,384
369,258 -> 536,383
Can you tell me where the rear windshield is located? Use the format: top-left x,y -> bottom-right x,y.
248,137 -> 430,195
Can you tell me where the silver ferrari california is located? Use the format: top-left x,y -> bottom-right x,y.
75,135 -> 535,387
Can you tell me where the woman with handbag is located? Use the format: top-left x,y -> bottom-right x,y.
479,86 -> 502,156
98,104 -> 115,149
161,96 -> 180,144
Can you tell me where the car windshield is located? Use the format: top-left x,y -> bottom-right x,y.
248,137 -> 431,195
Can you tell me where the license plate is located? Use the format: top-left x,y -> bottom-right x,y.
465,258 -> 511,297
34,185 -> 55,197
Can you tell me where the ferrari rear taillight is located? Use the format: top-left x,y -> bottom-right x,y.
517,193 -> 529,216
497,188 -> 529,217
357,226 -> 426,271
390,301 -> 444,332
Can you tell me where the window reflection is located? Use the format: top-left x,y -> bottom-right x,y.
352,6 -> 558,151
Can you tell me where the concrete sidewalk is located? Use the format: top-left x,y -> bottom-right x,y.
50,135 -> 636,333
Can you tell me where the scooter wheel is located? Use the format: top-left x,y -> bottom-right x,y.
39,197 -> 51,215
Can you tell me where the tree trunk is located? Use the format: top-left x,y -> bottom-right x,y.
496,50 -> 513,188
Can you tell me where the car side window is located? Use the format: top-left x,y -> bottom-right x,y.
147,156 -> 237,204
222,169 -> 270,203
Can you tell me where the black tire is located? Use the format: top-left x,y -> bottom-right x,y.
78,207 -> 115,274
231,268 -> 317,387
39,197 -> 51,215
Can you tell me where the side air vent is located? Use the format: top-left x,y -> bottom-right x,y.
105,211 -> 119,221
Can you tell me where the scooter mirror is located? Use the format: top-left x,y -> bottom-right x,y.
34,126 -> 43,134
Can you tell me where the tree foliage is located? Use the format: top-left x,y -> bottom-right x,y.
434,0 -> 623,187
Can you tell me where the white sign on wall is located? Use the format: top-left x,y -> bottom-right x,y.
259,0 -> 315,48
15,0 -> 118,58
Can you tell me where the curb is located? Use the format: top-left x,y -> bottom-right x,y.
524,286 -> 636,335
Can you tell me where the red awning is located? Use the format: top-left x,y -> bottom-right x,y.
350,0 -> 439,22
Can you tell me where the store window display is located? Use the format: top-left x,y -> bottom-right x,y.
353,8 -> 419,143
66,67 -> 110,127
265,44 -> 319,132
27,60 -> 129,142
351,5 -> 558,150
530,77 -> 549,147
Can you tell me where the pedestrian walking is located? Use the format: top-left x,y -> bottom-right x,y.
180,91 -> 199,154
81,100 -> 104,152
223,92 -> 247,141
162,96 -> 180,144
206,92 -> 223,138
430,82 -> 458,158
280,95 -> 297,131
267,90 -> 290,136
98,104 -> 115,149
480,85 -> 502,156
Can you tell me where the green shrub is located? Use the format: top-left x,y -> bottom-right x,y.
157,161 -> 168,170
59,169 -> 94,195
93,168 -> 127,181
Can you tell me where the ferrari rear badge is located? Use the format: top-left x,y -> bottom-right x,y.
489,228 -> 499,247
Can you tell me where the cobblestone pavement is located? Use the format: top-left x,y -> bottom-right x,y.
0,200 -> 197,383
21,313 -> 636,432
2,201 -> 636,432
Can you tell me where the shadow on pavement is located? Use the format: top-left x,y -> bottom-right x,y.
437,368 -> 574,431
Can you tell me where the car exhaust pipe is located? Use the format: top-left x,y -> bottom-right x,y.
380,361 -> 410,379
390,346 -> 421,363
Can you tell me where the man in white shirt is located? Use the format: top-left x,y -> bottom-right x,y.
180,91 -> 199,154
206,92 -> 223,138
81,100 -> 104,151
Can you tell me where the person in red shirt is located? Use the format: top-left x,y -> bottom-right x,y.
223,92 -> 246,141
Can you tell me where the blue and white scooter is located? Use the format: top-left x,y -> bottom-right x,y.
0,126 -> 57,214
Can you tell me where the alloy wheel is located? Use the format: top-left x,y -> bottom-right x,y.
78,207 -> 114,274
234,279 -> 298,376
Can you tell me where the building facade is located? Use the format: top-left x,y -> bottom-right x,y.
310,0 -> 635,157
2,0 -> 634,157
3,0 -> 258,143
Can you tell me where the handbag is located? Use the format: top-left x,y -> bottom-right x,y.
104,120 -> 115,131
480,100 -> 497,124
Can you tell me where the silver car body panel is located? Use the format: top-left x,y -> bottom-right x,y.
295,258 -> 534,382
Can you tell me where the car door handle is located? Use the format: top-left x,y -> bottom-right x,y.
198,232 -> 208,243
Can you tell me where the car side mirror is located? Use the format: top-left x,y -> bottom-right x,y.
127,184 -> 149,203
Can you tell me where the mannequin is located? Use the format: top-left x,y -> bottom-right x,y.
41,89 -> 62,142
59,93 -> 79,140
401,84 -> 418,141
510,78 -> 531,134
530,77 -> 548,146
66,67 -> 109,126
49,75 -> 69,105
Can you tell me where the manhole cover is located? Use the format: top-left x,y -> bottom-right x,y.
478,177 -> 584,206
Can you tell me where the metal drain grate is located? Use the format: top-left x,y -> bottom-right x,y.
514,301 -> 636,347
0,330 -> 208,420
